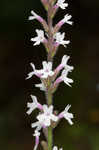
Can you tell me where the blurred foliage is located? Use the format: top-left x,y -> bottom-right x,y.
0,0 -> 99,150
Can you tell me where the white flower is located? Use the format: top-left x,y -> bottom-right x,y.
54,55 -> 74,75
54,32 -> 70,47
26,95 -> 38,115
41,61 -> 54,78
31,105 -> 58,129
57,0 -> 68,9
27,61 -> 54,79
61,69 -> 73,87
26,95 -> 43,115
59,104 -> 74,125
53,146 -> 63,150
26,63 -> 44,79
35,82 -> 46,91
28,10 -> 39,20
62,14 -> 73,25
61,55 -> 74,71
26,61 -> 54,80
31,29 -> 45,46
37,105 -> 58,126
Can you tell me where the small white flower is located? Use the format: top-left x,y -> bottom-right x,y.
28,10 -> 39,20
59,104 -> 74,125
26,63 -> 43,79
37,113 -> 51,126
62,14 -> 73,25
26,95 -> 43,115
61,69 -> 73,87
31,105 -> 58,129
61,55 -> 74,71
26,61 -> 54,80
57,0 -> 68,9
26,95 -> 38,115
54,55 -> 74,75
43,105 -> 58,122
37,105 -> 58,126
41,61 -> 54,78
54,32 -> 70,47
53,146 -> 63,150
31,29 -> 45,46
35,82 -> 46,91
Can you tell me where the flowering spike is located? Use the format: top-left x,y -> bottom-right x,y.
26,0 -> 75,149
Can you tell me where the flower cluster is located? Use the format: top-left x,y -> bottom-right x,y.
26,0 -> 74,150
27,95 -> 73,150
26,54 -> 74,91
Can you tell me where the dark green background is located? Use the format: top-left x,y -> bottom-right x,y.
0,0 -> 99,150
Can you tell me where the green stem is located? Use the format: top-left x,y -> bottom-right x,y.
48,126 -> 53,150
47,1 -> 53,150
47,90 -> 53,150
47,91 -> 52,106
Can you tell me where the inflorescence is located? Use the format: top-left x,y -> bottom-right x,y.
26,0 -> 74,149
